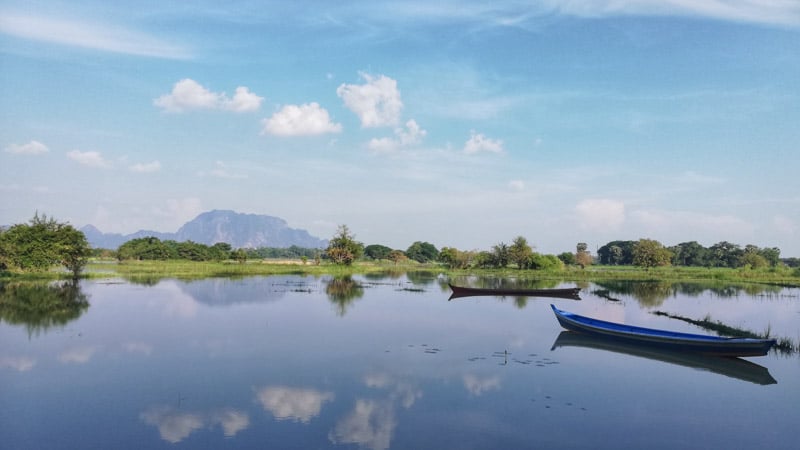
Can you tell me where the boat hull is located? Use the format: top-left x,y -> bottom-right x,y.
550,304 -> 776,357
448,284 -> 581,300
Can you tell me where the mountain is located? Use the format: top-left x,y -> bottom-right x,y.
81,210 -> 328,249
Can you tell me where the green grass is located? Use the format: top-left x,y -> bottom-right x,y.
3,260 -> 799,286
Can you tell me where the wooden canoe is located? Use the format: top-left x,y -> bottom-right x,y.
550,304 -> 776,357
448,283 -> 581,300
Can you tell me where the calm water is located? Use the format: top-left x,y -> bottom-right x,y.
1,275 -> 798,449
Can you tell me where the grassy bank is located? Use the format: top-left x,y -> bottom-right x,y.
3,259 -> 799,286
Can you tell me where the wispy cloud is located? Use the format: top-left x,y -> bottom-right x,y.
344,1 -> 800,28
368,119 -> 427,153
129,161 -> 162,173
3,140 -> 49,155
67,150 -> 112,168
463,131 -> 504,155
0,13 -> 191,59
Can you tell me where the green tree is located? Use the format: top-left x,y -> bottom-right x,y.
632,239 -> 672,269
117,237 -> 173,260
325,225 -> 363,265
597,240 -> 635,265
0,213 -> 91,278
439,247 -> 473,269
669,241 -> 708,267
557,252 -> 576,266
509,236 -> 533,269
707,241 -> 743,268
405,241 -> 439,263
364,244 -> 393,260
490,243 -> 509,268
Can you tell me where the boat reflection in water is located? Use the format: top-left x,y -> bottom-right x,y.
551,331 -> 777,386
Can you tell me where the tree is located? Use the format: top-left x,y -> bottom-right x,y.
597,240 -> 635,265
405,241 -> 439,263
707,241 -> 743,268
632,239 -> 672,269
669,241 -> 708,267
325,225 -> 363,265
439,247 -> 473,269
575,242 -> 592,268
0,213 -> 91,279
557,252 -> 576,266
490,242 -> 509,268
387,250 -> 408,265
509,236 -> 533,269
364,244 -> 393,260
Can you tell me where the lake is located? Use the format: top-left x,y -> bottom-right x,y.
1,274 -> 798,449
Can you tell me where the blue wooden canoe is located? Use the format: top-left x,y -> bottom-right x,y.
550,304 -> 776,357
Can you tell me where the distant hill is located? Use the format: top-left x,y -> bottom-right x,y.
81,210 -> 328,250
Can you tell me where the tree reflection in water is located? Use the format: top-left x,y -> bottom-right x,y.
0,281 -> 89,337
325,276 -> 364,316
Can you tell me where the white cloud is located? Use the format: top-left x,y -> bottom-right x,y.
337,73 -> 403,128
575,198 -> 626,231
123,342 -> 153,356
154,79 -> 263,113
367,119 -> 427,153
201,161 -> 248,179
508,180 -> 525,191
129,161 -> 161,173
67,150 -> 111,168
255,386 -> 335,423
463,130 -> 504,154
463,374 -> 501,396
58,346 -> 98,364
630,209 -> 753,237
4,140 -> 49,155
0,13 -> 190,59
142,408 -> 204,443
0,356 -> 36,372
261,103 -> 342,136
329,399 -> 396,450
541,0 -> 800,27
223,86 -> 264,112
211,409 -> 250,437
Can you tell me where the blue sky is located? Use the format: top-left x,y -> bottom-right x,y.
1,1 -> 799,256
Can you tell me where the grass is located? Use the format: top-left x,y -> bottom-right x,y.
652,310 -> 798,355
3,259 -> 799,286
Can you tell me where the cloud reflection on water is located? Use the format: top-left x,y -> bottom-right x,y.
140,406 -> 249,443
329,399 -> 396,450
255,386 -> 334,423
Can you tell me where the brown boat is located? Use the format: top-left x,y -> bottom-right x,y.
448,283 -> 581,300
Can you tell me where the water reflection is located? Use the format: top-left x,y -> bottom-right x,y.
325,276 -> 365,316
0,281 -> 89,337
551,331 -> 777,385
329,399 -> 396,450
594,280 -> 789,306
140,406 -> 250,443
255,386 -> 335,423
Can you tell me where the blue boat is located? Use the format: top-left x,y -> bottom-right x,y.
550,304 -> 776,357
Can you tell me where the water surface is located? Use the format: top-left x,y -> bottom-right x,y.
1,275 -> 797,449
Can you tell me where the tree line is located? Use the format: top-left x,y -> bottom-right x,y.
597,240 -> 789,269
3,214 -> 799,278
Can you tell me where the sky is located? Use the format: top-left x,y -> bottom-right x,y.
1,1 -> 799,256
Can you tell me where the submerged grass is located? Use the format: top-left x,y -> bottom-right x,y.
652,310 -> 799,355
